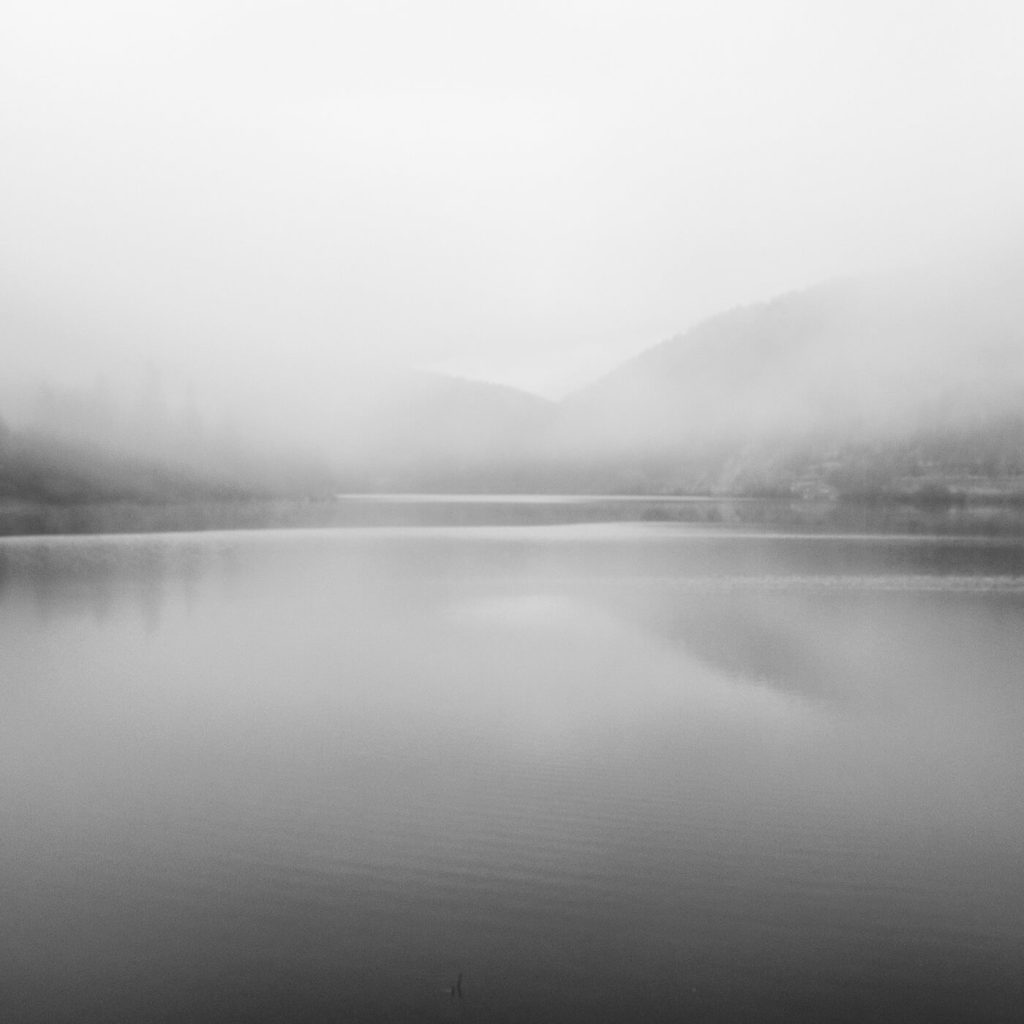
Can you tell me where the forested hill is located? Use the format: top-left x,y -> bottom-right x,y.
0,371 -> 556,503
546,263 -> 1024,497
4,258 -> 1024,503
0,409 -> 334,505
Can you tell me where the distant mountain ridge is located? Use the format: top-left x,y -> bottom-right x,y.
0,367 -> 556,503
4,256 -> 1024,503
545,263 -> 1024,496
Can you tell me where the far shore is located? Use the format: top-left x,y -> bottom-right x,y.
4,492 -> 1024,540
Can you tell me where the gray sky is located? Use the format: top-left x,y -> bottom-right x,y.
3,0 -> 1024,400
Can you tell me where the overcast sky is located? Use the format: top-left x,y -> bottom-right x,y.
3,0 -> 1024,400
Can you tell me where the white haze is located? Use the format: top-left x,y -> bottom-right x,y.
559,256 -> 1024,457
2,0 -> 1024,454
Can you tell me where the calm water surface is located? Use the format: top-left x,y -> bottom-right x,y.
2,509 -> 1024,1022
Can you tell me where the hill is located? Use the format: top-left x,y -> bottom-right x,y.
549,261 -> 1024,497
0,369 -> 556,503
336,371 -> 556,490
4,256 -> 1024,503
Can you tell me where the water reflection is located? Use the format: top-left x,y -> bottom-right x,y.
2,525 -> 1024,1022
0,533 -> 246,628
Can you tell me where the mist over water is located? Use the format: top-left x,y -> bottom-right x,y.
4,3 -> 1024,1020
3,509 -> 1023,1022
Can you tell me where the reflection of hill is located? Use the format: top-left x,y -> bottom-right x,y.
605,589 -> 844,703
0,534 -> 218,636
567,535 -> 1024,703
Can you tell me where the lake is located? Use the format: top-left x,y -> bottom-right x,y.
2,499 -> 1023,1022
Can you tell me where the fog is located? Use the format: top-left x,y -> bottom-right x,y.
3,1 -> 1024,490
6,7 -> 1024,1009
560,257 -> 1024,453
